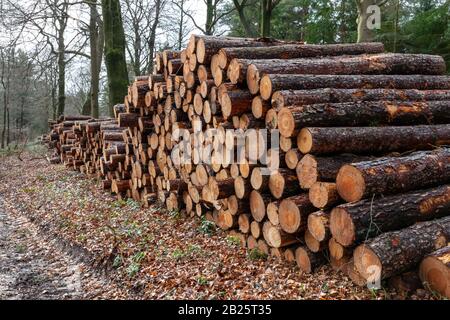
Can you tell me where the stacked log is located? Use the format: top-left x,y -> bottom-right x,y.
45,34 -> 450,295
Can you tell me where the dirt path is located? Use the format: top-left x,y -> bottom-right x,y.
0,197 -> 125,300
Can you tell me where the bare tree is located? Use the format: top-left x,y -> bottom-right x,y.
147,0 -> 165,73
122,0 -> 155,76
173,0 -> 235,35
6,0 -> 90,117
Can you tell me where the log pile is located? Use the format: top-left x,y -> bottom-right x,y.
44,35 -> 450,297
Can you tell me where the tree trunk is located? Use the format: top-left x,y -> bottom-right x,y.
89,0 -> 104,118
336,148 -> 450,202
57,18 -> 66,117
353,216 -> 450,282
148,0 -> 162,73
330,185 -> 450,247
298,125 -> 450,155
102,0 -> 129,116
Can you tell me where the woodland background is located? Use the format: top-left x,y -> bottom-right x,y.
0,0 -> 448,148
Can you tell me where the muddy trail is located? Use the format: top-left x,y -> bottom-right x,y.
0,198 -> 126,300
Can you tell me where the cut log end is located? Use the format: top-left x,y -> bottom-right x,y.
252,96 -> 265,119
234,176 -> 247,199
307,211 -> 329,242
247,64 -> 260,95
278,107 -> 296,138
296,154 -> 317,189
196,38 -> 206,64
250,190 -> 267,222
305,229 -> 323,253
309,182 -> 339,209
353,244 -> 382,282
260,75 -> 273,101
297,128 -> 313,154
330,207 -> 355,247
419,247 -> 450,299
328,237 -> 346,260
336,165 -> 366,203
269,171 -> 285,199
285,149 -> 300,170
295,247 -> 309,273
279,199 -> 301,234
228,59 -> 241,84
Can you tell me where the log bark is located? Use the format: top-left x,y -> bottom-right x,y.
194,35 -> 291,64
271,88 -> 450,110
330,185 -> 450,246
336,148 -> 450,202
218,42 -> 384,69
248,54 -> 445,96
353,216 -> 450,282
259,74 -> 450,101
278,100 -> 450,138
298,125 -> 450,155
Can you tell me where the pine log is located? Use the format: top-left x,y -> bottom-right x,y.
250,190 -> 272,222
304,229 -> 326,253
309,182 -> 340,209
238,213 -> 251,234
307,210 -> 331,243
296,154 -> 370,189
250,221 -> 261,239
259,74 -> 450,101
279,194 -> 316,234
266,225 -> 301,248
268,168 -> 302,199
298,125 -> 450,155
219,88 -> 254,119
330,185 -> 450,247
278,100 -> 450,138
194,35 -> 290,64
336,148 -> 450,202
218,42 -> 384,70
247,54 -> 445,95
271,88 -> 450,110
295,246 -> 327,274
353,216 -> 450,282
419,246 -> 450,299
285,149 -> 303,170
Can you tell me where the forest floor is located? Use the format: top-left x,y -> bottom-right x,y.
0,146 -> 435,300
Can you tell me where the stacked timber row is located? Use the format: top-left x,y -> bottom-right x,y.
45,35 -> 450,298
